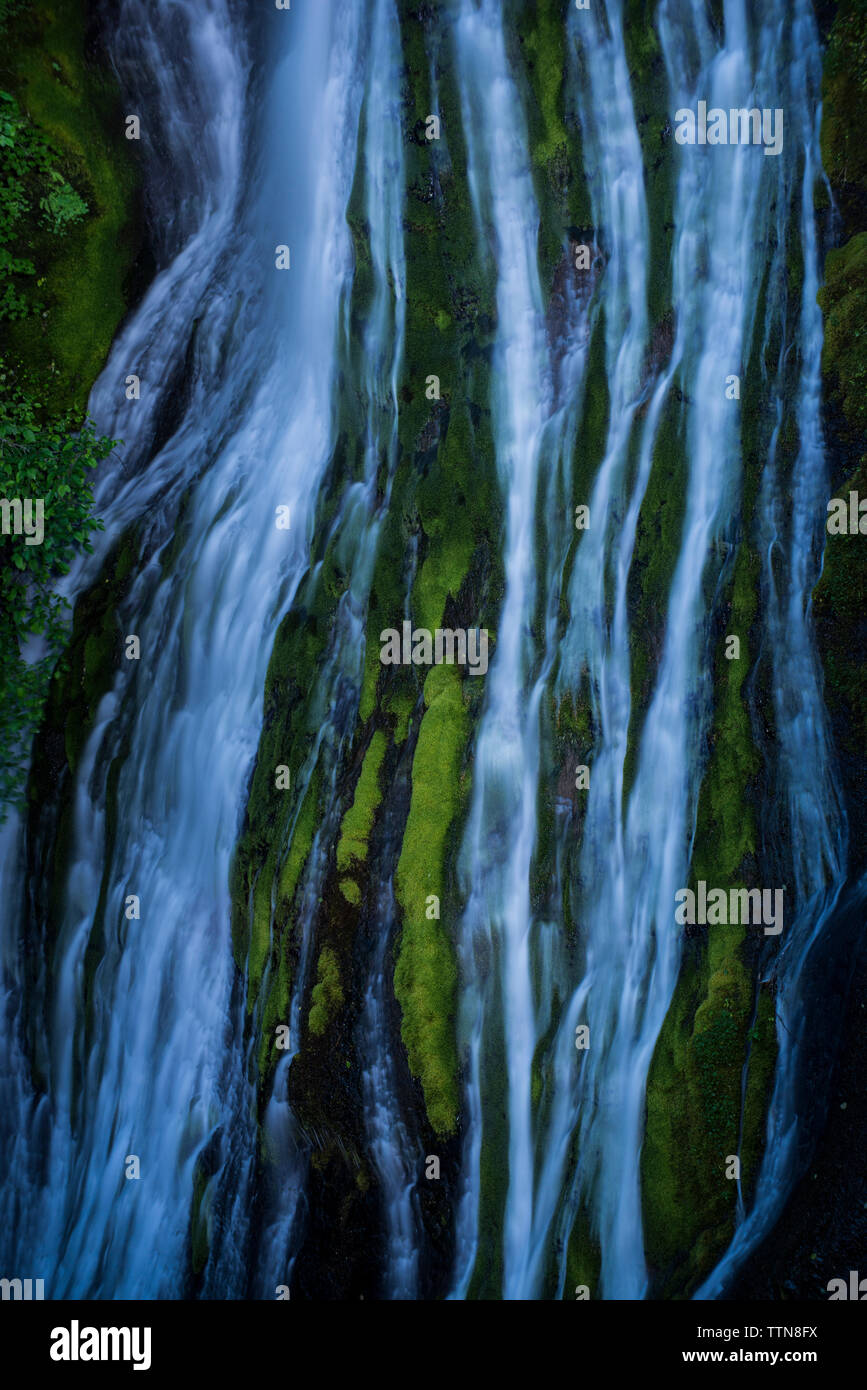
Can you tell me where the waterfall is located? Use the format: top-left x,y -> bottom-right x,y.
0,0 -> 368,1297
0,0 -> 852,1303
695,0 -> 849,1298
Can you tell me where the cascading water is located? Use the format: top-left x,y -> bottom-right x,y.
0,0 -> 370,1297
0,0 -> 857,1305
695,0 -> 850,1298
561,0 -> 782,1299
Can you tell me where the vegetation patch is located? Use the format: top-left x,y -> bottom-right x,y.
0,0 -> 142,814
308,945 -> 344,1038
394,663 -> 468,1137
336,729 -> 387,875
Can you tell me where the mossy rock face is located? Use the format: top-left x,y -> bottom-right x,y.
25,523 -> 140,915
820,0 -> 867,232
813,451 -> 867,753
642,930 -> 777,1297
221,0 -> 514,1285
394,663 -> 468,1139
336,730 -> 387,877
819,232 -> 867,444
0,0 -> 146,817
229,585 -> 331,998
37,525 -> 139,782
2,0 -> 146,417
622,0 -> 676,325
641,381 -> 770,1294
814,2 -> 867,872
641,546 -> 772,1295
307,945 -> 344,1038
563,1200 -> 602,1300
624,383 -> 689,798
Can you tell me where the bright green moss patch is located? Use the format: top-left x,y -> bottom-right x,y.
339,877 -> 361,906
384,681 -> 415,743
413,523 -> 476,635
336,730 -> 387,873
518,0 -> 569,170
308,945 -> 344,1038
257,940 -> 292,1078
277,767 -> 320,910
358,641 -> 380,723
411,404 -> 493,634
394,663 -> 468,1137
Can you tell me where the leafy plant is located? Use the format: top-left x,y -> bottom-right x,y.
0,372 -> 112,810
0,88 -> 89,320
39,173 -> 87,234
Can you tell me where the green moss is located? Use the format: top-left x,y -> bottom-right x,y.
27,521 -> 138,790
233,751 -> 319,1017
814,478 -> 867,762
277,767 -> 320,910
519,0 -> 569,170
622,0 -> 675,326
413,523 -> 475,634
358,639 -> 380,723
257,939 -> 292,1078
818,232 -> 867,444
0,0 -> 143,812
339,877 -> 361,906
467,1037 -> 508,1299
3,0 -> 143,417
820,0 -> 867,231
814,3 -> 867,867
642,536 -> 770,1295
393,663 -> 468,1137
242,763 -> 318,1036
248,847 -> 277,1005
740,984 -> 777,1199
229,590 -> 329,981
336,729 -> 387,873
642,938 -> 757,1296
692,545 -> 760,884
571,311 -> 611,508
624,381 -> 688,798
563,1202 -> 601,1299
308,945 -> 344,1038
384,681 -> 415,743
